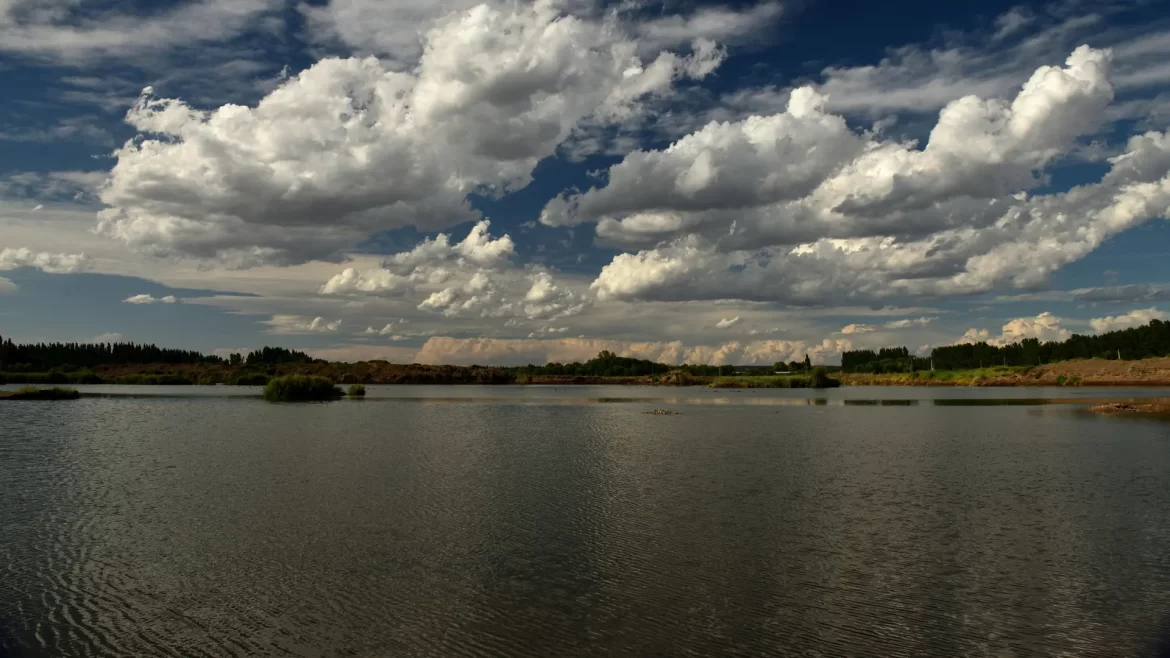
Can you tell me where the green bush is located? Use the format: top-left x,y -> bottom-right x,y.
264,375 -> 343,402
347,384 -> 367,397
809,366 -> 840,389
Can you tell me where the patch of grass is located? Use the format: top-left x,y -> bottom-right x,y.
109,374 -> 194,385
710,369 -> 841,389
264,375 -> 344,402
0,386 -> 81,400
347,384 -> 366,397
231,372 -> 270,386
73,371 -> 103,384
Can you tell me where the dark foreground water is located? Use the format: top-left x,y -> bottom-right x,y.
2,386 -> 1169,657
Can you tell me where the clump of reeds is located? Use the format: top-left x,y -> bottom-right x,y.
263,375 -> 343,402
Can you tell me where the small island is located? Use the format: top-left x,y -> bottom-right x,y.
263,375 -> 344,402
0,386 -> 81,401
1089,400 -> 1170,415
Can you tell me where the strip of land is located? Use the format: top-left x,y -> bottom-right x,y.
842,357 -> 1170,387
5,357 -> 1170,388
1089,400 -> 1170,415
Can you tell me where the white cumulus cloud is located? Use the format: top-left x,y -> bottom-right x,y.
123,294 -> 179,304
1089,308 -> 1167,333
0,247 -> 91,274
323,220 -> 585,321
957,312 -> 1072,346
578,48 -> 1170,307
265,315 -> 342,334
96,1 -> 723,267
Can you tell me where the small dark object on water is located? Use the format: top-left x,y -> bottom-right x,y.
645,408 -> 682,415
1090,400 -> 1170,415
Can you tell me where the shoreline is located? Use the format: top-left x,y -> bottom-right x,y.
4,357 -> 1170,389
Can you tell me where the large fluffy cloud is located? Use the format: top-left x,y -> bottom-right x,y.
96,1 -> 723,267
579,48 -> 1170,305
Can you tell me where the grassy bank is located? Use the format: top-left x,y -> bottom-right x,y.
0,386 -> 81,400
842,366 -> 1034,387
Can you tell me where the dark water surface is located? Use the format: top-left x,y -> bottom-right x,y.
2,386 -> 1169,657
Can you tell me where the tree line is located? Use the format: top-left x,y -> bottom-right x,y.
0,336 -> 318,372
513,351 -> 757,377
842,319 -> 1170,373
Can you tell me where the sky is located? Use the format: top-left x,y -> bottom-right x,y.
2,0 -> 1170,366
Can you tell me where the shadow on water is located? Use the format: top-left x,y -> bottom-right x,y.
0,614 -> 33,658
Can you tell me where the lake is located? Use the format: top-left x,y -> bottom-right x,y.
2,385 -> 1169,657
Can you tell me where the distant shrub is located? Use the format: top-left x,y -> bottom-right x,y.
659,371 -> 696,386
232,372 -> 270,386
264,375 -> 343,402
73,371 -> 103,384
810,366 -> 839,388
347,384 -> 366,397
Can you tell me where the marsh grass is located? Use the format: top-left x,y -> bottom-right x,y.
264,375 -> 344,402
710,368 -> 841,389
232,372 -> 271,386
347,384 -> 367,397
109,374 -> 194,385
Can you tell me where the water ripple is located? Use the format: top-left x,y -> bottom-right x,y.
1,398 -> 1169,656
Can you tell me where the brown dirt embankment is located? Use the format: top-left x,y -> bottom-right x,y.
845,358 -> 1170,387
1002,358 -> 1170,386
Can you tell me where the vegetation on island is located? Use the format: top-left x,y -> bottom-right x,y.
263,375 -> 344,402
347,384 -> 366,397
0,386 -> 81,400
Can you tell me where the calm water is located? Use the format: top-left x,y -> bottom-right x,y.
2,386 -> 1169,657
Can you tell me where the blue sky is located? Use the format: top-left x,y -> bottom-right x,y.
2,0 -> 1170,365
